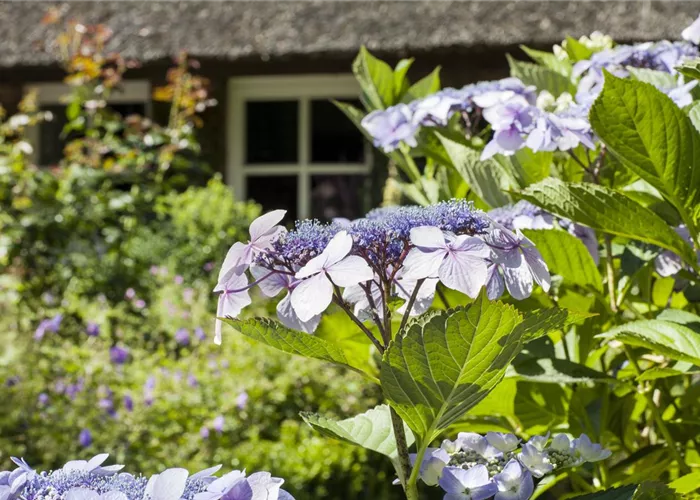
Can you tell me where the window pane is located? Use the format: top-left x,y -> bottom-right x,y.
38,103 -> 146,166
247,175 -> 298,221
310,99 -> 365,164
245,101 -> 298,164
311,174 -> 367,221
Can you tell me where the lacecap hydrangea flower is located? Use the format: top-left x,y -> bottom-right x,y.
412,432 -> 610,500
213,200 -> 551,342
361,78 -> 537,153
0,454 -> 293,500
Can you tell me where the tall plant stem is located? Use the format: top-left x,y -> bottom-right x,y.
622,345 -> 690,474
389,407 -> 419,500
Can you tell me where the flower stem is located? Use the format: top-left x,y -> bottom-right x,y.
604,236 -> 618,313
389,406 -> 419,500
397,279 -> 424,335
622,344 -> 691,474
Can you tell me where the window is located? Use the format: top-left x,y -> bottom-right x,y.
227,75 -> 372,221
25,81 -> 150,166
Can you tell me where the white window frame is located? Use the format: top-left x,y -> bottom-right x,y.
24,80 -> 151,166
227,74 -> 372,219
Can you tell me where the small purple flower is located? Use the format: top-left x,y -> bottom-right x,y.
290,231 -> 373,322
85,322 -> 100,337
174,275 -> 184,285
200,426 -> 210,439
485,224 -> 551,300
109,346 -> 129,365
194,327 -> 206,341
5,376 -> 20,387
175,328 -> 190,346
183,288 -> 195,303
212,415 -> 225,433
204,261 -> 215,272
493,459 -> 533,500
33,314 -> 63,341
187,374 -> 199,388
236,391 -> 249,410
134,299 -> 146,309
439,465 -> 497,500
125,288 -> 136,300
78,429 -> 92,448
37,393 -> 49,406
403,226 -> 490,298
150,265 -> 160,276
123,394 -> 134,412
361,104 -> 419,152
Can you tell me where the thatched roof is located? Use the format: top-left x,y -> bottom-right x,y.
1,1 -> 698,68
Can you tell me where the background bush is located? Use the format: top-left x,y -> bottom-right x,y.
0,21 -> 398,500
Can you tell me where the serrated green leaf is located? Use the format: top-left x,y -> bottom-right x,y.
656,309 -> 700,332
636,367 -> 700,381
522,229 -> 602,291
380,293 -> 524,440
520,45 -> 572,76
301,404 -> 414,461
402,67 -> 441,102
598,319 -> 700,365
516,306 -> 593,343
668,471 -> 700,494
437,132 -> 517,207
507,54 -> 576,97
508,357 -> 613,384
515,382 -> 570,435
569,485 -> 639,500
508,148 -> 554,186
564,36 -> 594,62
393,58 -> 414,100
590,73 -> 700,232
518,178 -> 697,266
222,317 -> 379,383
352,46 -> 395,110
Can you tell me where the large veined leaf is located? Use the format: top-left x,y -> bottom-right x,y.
507,148 -> 554,186
518,178 -> 697,266
598,319 -> 700,365
668,471 -> 700,494
437,132 -> 517,207
402,66 -> 441,102
507,55 -> 576,97
590,73 -> 700,229
352,46 -> 395,110
507,357 -> 613,384
222,317 -> 378,383
380,293 -> 576,440
514,382 -> 570,435
570,483 -> 676,500
522,229 -> 602,291
300,405 -> 414,462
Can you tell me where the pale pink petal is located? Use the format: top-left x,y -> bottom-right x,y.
277,293 -> 321,333
499,250 -> 533,300
254,226 -> 286,250
296,231 -> 353,279
291,273 -> 334,321
402,247 -> 446,279
218,242 -> 252,283
486,265 -> 505,300
438,253 -> 488,298
249,210 -> 286,241
220,289 -> 252,320
450,235 -> 491,258
322,231 -> 354,266
396,276 -> 438,315
409,226 -> 447,249
327,256 -> 374,287
251,266 -> 289,297
522,245 -> 551,292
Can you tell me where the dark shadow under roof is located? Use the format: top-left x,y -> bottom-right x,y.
0,0 -> 698,68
